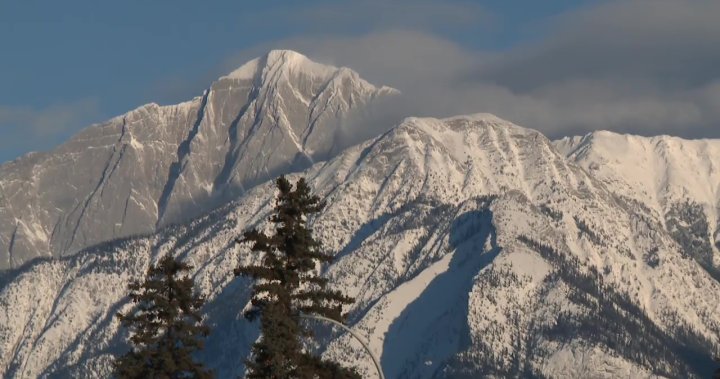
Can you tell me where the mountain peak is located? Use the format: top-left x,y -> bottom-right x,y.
265,49 -> 309,65
442,112 -> 510,124
222,49 -> 336,81
0,48 -> 398,270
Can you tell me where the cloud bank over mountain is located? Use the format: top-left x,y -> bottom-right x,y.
208,0 -> 720,140
2,0 -> 718,163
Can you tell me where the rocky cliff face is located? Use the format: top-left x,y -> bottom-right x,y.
0,50 -> 396,270
1,114 -> 718,378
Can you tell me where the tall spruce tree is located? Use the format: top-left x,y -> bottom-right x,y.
235,176 -> 359,379
115,255 -> 213,379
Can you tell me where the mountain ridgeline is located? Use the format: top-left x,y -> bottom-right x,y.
0,51 -> 719,378
0,50 -> 396,271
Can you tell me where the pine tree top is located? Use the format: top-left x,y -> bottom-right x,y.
235,176 -> 359,378
115,255 -> 213,379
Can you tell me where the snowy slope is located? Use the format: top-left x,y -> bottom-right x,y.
0,50 -> 396,271
556,131 -> 720,279
1,115 -> 718,378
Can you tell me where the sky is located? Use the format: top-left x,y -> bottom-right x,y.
1,0 -> 719,164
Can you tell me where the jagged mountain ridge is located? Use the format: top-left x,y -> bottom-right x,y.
0,50 -> 396,271
1,114 -> 718,378
555,132 -> 720,279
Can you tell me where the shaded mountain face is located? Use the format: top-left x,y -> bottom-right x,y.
0,50 -> 396,270
1,115 -> 718,378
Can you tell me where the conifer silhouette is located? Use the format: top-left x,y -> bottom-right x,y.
235,176 -> 359,378
115,255 -> 213,379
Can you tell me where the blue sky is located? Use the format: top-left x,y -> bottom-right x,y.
1,0 -> 718,163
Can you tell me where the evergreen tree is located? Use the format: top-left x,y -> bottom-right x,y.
235,176 -> 359,379
115,255 -> 213,379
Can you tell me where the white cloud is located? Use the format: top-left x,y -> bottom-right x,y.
153,0 -> 720,140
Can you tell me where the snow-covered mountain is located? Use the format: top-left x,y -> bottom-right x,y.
1,114 -> 718,378
556,132 -> 720,280
0,50 -> 396,271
